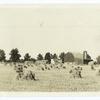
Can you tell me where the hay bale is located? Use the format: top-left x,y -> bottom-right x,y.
63,66 -> 66,69
69,66 -> 82,78
41,67 -> 45,71
48,68 -> 50,70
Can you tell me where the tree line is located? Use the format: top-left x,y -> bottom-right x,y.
0,48 -> 100,64
0,48 -> 75,63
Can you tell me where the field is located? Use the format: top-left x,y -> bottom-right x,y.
0,63 -> 100,92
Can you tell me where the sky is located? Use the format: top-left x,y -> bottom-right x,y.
0,5 -> 100,60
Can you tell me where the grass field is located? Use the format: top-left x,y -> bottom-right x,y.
0,63 -> 100,92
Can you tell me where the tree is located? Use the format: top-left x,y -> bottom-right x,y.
9,48 -> 21,62
30,58 -> 36,63
59,52 -> 65,63
96,56 -> 100,64
20,59 -> 24,63
50,54 -> 53,59
45,52 -> 51,64
52,53 -> 58,59
0,49 -> 6,61
24,53 -> 31,61
64,52 -> 74,62
37,54 -> 43,60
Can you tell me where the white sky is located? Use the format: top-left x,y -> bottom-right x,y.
0,5 -> 100,60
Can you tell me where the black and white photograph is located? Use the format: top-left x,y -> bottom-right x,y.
0,1 -> 100,94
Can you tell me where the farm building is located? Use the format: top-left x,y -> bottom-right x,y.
83,51 -> 93,64
64,51 -> 93,64
73,52 -> 83,64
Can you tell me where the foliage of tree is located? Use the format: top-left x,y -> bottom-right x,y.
59,52 -> 65,63
0,49 -> 6,61
37,53 -> 43,60
30,58 -> 36,62
24,53 -> 31,61
52,53 -> 58,59
9,48 -> 21,62
20,59 -> 24,63
45,52 -> 51,64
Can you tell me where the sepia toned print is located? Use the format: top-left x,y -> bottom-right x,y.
0,5 -> 100,92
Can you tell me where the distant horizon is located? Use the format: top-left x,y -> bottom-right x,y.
1,48 -> 97,61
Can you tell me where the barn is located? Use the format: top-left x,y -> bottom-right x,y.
72,51 -> 93,65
